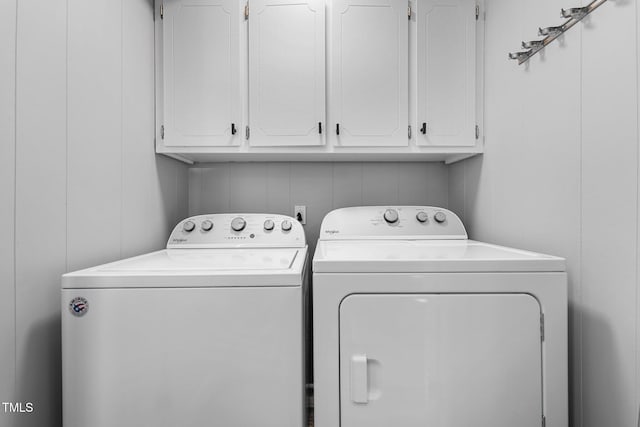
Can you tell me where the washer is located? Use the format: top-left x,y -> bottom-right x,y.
62,214 -> 308,427
313,206 -> 567,427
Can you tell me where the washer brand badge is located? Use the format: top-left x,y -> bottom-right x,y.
324,230 -> 340,235
69,297 -> 89,317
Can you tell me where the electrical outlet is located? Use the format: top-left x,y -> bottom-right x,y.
294,205 -> 306,225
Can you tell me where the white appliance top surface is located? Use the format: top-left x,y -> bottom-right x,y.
100,248 -> 299,272
313,240 -> 565,273
63,247 -> 307,288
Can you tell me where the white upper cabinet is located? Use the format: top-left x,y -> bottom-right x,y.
416,0 -> 476,147
330,0 -> 409,147
248,0 -> 326,146
155,0 -> 483,162
160,0 -> 241,147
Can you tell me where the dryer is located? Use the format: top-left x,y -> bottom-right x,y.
62,214 -> 308,427
313,206 -> 567,427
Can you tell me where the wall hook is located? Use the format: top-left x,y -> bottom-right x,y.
561,7 -> 589,19
522,40 -> 545,50
539,25 -> 564,37
509,51 -> 532,61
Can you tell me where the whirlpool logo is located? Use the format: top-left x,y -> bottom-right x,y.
69,297 -> 89,317
324,230 -> 340,235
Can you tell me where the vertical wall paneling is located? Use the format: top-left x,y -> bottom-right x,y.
580,2 -> 638,426
122,0 -> 175,257
188,167 -> 205,215
155,156 -> 189,241
289,163 -> 334,254
399,162 -> 448,207
67,0 -> 123,271
637,0 -> 640,420
14,0 -> 67,425
174,163 -> 190,228
199,163 -> 231,214
0,0 -> 17,412
331,163 -> 363,208
1,3 -> 189,427
229,163 -> 269,212
447,161 -> 465,220
266,163 -> 291,213
362,163 -> 401,205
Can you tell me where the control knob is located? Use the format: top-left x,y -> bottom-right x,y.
201,220 -> 213,232
281,220 -> 292,232
264,219 -> 275,231
231,217 -> 246,232
183,220 -> 196,233
434,211 -> 447,224
383,209 -> 399,224
416,212 -> 429,223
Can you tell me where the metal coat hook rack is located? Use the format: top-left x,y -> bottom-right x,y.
509,0 -> 608,65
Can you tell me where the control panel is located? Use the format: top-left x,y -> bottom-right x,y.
319,206 -> 467,240
167,214 -> 306,248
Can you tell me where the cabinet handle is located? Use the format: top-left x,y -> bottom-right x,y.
336,123 -> 340,135
420,122 -> 427,135
319,122 -> 322,134
231,123 -> 237,135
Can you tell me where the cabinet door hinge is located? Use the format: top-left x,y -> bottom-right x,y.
244,3 -> 249,19
540,313 -> 545,342
408,3 -> 411,19
475,125 -> 480,139
476,4 -> 480,20
408,125 -> 412,139
160,125 -> 165,139
245,125 -> 250,140
160,3 -> 164,19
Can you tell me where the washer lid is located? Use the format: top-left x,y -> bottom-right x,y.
62,247 -> 307,288
312,240 -> 565,273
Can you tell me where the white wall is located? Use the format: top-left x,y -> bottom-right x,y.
0,1 -> 188,426
0,0 -> 18,417
188,162 -> 449,255
449,0 -> 638,426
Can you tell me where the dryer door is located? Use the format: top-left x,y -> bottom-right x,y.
339,294 -> 543,427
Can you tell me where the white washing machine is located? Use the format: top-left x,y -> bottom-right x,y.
62,214 -> 308,427
313,206 -> 567,427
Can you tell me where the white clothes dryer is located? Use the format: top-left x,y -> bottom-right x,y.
62,214 -> 308,427
313,206 -> 567,427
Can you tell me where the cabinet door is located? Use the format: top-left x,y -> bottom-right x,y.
340,294 -> 543,427
248,0 -> 325,146
162,0 -> 241,147
417,0 -> 476,146
330,0 -> 408,146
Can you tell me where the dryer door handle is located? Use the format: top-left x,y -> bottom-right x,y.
350,354 -> 369,404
